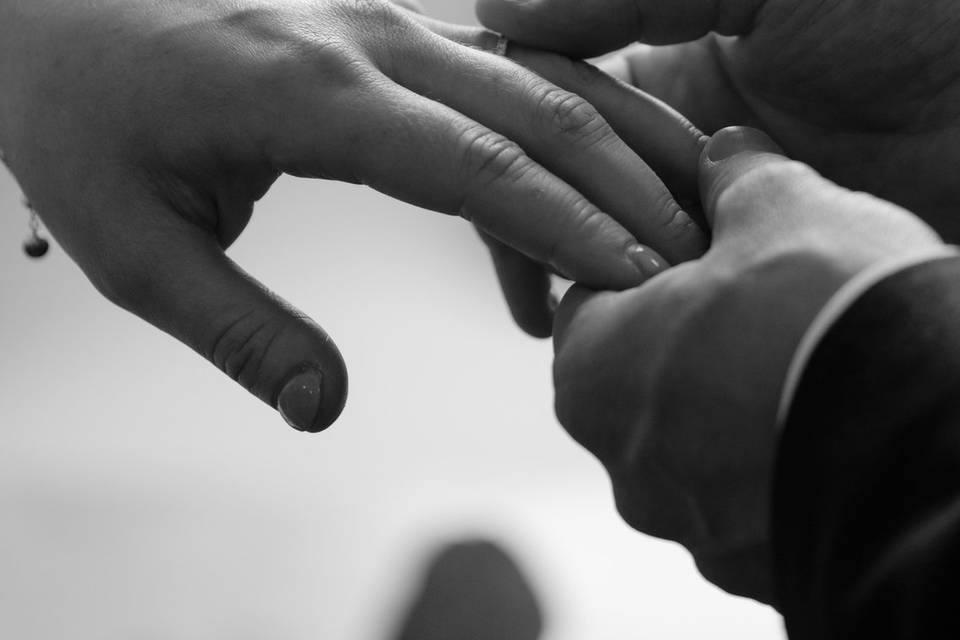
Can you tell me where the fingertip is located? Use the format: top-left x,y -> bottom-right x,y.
483,234 -> 555,338
626,243 -> 670,279
276,358 -> 348,433
519,316 -> 553,339
699,126 -> 786,226
552,237 -> 671,295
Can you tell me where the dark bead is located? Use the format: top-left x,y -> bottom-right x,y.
24,236 -> 49,258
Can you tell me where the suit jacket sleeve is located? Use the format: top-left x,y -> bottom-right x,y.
774,255 -> 960,639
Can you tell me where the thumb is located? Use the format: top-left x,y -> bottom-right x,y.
698,126 -> 801,231
476,0 -> 765,57
699,126 -> 946,264
91,207 -> 348,434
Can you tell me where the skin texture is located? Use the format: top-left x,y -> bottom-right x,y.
408,11 -> 709,336
551,126 -> 946,603
0,0 -> 707,432
413,12 -> 711,336
478,0 -> 960,238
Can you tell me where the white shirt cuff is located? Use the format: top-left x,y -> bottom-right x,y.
776,247 -> 960,431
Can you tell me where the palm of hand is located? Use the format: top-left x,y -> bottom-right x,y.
716,0 -> 960,233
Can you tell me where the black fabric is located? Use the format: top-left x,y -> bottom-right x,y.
774,256 -> 960,639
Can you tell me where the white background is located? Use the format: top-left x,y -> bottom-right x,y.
0,1 -> 783,637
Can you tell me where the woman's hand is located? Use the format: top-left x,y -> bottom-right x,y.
552,127 -> 945,602
478,0 -> 960,239
405,12 -> 710,335
0,0 -> 705,432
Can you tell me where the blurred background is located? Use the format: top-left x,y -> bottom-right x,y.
0,1 -> 783,638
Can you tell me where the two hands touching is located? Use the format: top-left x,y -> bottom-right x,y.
479,0 -> 960,603
0,0 -> 708,432
481,0 -> 960,230
3,0 -> 958,609
553,126 -> 945,602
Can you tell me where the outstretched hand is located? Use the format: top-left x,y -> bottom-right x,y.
0,0 -> 706,431
552,127 -> 945,602
478,0 -> 960,238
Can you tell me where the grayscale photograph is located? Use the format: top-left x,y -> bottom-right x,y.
1,0 -> 955,638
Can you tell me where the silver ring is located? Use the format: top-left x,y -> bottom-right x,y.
493,33 -> 509,57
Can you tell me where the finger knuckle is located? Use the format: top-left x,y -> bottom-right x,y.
222,6 -> 372,88
537,197 -> 606,270
535,87 -> 607,144
653,189 -> 688,235
553,360 -> 607,450
612,473 -> 688,543
612,484 -> 656,533
566,197 -> 608,240
460,126 -> 531,189
554,382 -> 627,464
288,37 -> 371,86
651,191 -> 706,257
743,160 -> 815,190
208,309 -> 291,395
338,0 -> 415,55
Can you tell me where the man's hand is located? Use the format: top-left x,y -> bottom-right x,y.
552,126 -> 944,602
0,0 -> 706,432
477,0 -> 960,238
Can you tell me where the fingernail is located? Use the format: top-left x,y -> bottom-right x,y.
706,127 -> 782,162
627,244 -> 667,279
277,367 -> 324,432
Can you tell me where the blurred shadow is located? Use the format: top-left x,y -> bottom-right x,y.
391,539 -> 545,640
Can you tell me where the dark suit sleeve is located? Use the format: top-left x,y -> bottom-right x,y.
773,256 -> 960,639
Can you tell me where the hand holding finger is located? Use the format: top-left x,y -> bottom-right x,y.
403,16 -> 709,334
3,0 -> 701,434
700,127 -> 943,269
479,232 -> 555,338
